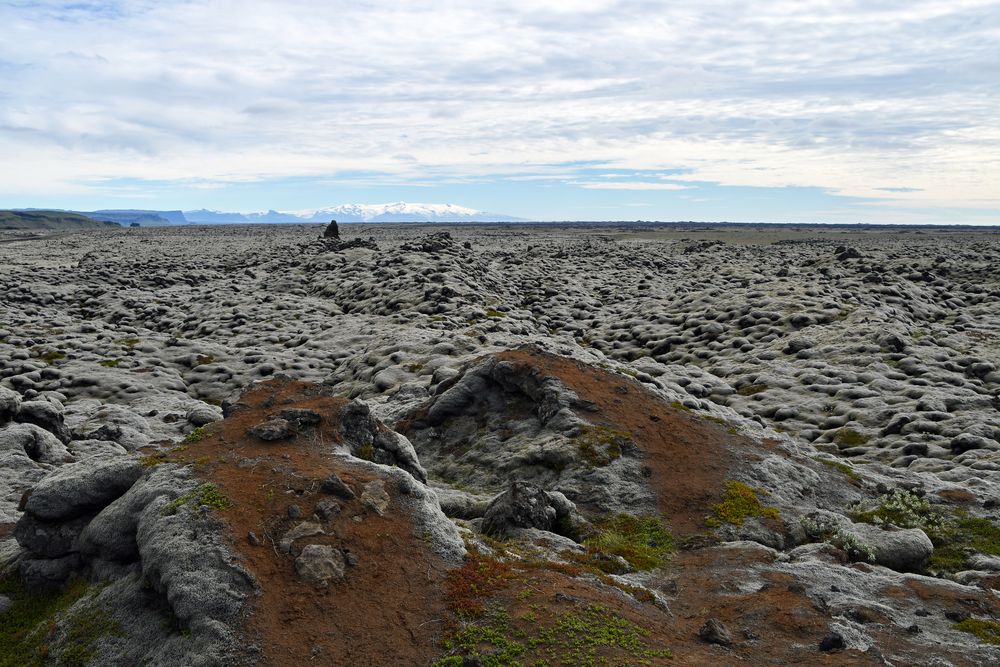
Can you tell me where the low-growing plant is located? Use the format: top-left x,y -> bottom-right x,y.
953,617 -> 1000,645
833,428 -> 870,447
164,483 -> 231,515
850,488 -> 948,533
811,456 -> 861,482
97,358 -> 121,368
180,426 -> 210,446
583,514 -> 673,572
737,383 -> 768,396
0,576 -> 94,667
707,480 -> 781,528
574,425 -> 630,467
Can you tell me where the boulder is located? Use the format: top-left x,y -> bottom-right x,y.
23,456 -> 144,521
16,400 -> 70,443
0,422 -> 70,464
0,386 -> 21,424
481,481 -> 557,538
847,523 -> 933,572
295,544 -> 346,587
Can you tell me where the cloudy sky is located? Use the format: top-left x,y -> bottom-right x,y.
1,0 -> 998,223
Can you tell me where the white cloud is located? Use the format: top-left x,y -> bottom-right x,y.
572,182 -> 692,191
0,0 -> 997,217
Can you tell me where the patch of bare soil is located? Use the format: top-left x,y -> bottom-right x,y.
172,378 -> 451,666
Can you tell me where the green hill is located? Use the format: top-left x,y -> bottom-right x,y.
0,210 -> 121,231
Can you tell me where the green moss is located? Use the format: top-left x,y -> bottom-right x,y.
707,481 -> 781,528
164,483 -> 231,515
929,515 -> 1000,574
484,308 -> 506,318
97,359 -> 121,368
180,426 -> 210,446
811,456 -> 861,482
140,452 -> 169,468
953,617 -> 1000,645
436,603 -> 671,666
584,515 -> 673,572
736,383 -> 768,396
833,428 -> 870,446
56,603 -> 124,666
574,425 -> 629,467
115,337 -> 140,350
36,350 -> 66,365
0,576 -> 91,667
195,355 -> 215,366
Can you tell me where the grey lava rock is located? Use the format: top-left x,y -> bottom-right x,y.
23,456 -> 144,521
481,481 -> 557,538
848,523 -> 933,573
248,418 -> 294,441
698,618 -> 734,647
320,472 -> 356,499
16,400 -> 70,443
295,544 -> 346,587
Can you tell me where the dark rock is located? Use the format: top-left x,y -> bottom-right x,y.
278,408 -> 322,428
316,499 -> 341,521
247,531 -> 262,546
320,473 -> 356,499
698,618 -> 733,646
945,609 -> 970,622
19,554 -> 82,590
23,457 -> 144,521
481,481 -> 557,538
249,418 -> 294,441
323,219 -> 340,239
819,632 -> 845,652
287,504 -> 302,519
16,400 -> 70,444
906,624 -> 921,634
14,513 -> 93,558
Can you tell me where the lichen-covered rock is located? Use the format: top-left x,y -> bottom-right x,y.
295,544 -> 346,587
23,456 -> 144,521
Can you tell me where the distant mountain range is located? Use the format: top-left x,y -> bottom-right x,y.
33,202 -> 522,226
183,202 -> 525,224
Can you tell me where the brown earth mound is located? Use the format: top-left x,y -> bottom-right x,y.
166,378 -> 451,666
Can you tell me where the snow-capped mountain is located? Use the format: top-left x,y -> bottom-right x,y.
184,202 -> 524,224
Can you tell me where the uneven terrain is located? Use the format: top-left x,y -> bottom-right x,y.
2,222 -> 1000,665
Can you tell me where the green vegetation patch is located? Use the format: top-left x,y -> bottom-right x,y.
929,515 -> 1000,574
115,337 -> 141,350
33,349 -> 66,365
851,489 -> 1000,574
436,604 -> 671,667
583,514 -> 673,572
164,483 -> 231,515
833,428 -> 870,447
484,308 -> 507,318
811,456 -> 861,482
97,358 -> 121,368
180,425 -> 211,446
736,383 -> 768,396
953,617 -> 1000,645
0,576 -> 120,667
707,480 -> 781,528
575,425 -> 630,467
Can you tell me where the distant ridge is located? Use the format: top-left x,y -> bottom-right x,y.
0,210 -> 120,231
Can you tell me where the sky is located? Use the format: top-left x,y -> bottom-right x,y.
1,0 -> 998,224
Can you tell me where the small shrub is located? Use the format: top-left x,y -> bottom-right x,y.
584,514 -> 673,572
357,443 -> 374,461
850,489 -> 948,533
707,480 -> 781,528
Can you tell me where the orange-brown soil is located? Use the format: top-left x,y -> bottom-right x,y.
168,378 -> 452,666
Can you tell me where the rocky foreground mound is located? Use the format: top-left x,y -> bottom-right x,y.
3,347 -> 1000,665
